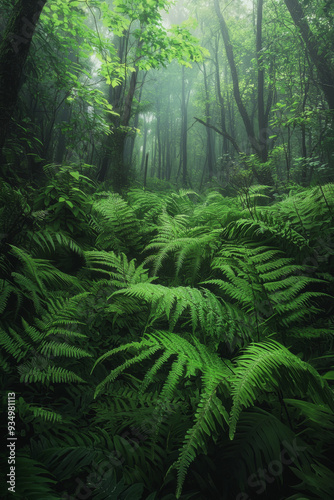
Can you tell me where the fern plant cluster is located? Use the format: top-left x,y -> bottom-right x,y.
1,176 -> 334,499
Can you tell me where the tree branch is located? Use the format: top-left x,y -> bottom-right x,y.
194,116 -> 241,154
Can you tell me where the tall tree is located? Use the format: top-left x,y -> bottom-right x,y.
181,66 -> 188,186
213,0 -> 274,184
284,0 -> 334,115
97,0 -> 205,190
0,0 -> 47,153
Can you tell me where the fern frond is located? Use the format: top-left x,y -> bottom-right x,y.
284,398 -> 334,430
175,374 -> 229,498
290,461 -> 334,499
93,330 -> 233,497
229,341 -> 334,439
111,283 -> 226,338
40,341 -> 92,359
10,245 -> 45,292
19,365 -> 86,384
0,279 -> 15,314
84,250 -> 153,288
224,407 -> 307,490
93,344 -> 160,398
18,398 -> 63,424
204,243 -> 328,332
127,188 -> 166,219
11,454 -> 58,500
0,326 -> 30,361
92,193 -> 141,252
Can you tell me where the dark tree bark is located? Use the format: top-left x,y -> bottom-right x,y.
54,104 -> 71,164
256,0 -> 268,162
0,0 -> 47,153
213,0 -> 274,185
214,35 -> 228,155
202,62 -> 215,181
194,117 -> 241,155
165,103 -> 172,181
157,109 -> 162,180
99,36 -> 143,189
284,0 -> 334,115
181,66 -> 188,186
126,71 -> 147,165
213,0 -> 258,150
143,152 -> 149,188
140,116 -> 148,172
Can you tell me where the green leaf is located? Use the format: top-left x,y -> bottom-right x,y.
70,171 -> 80,180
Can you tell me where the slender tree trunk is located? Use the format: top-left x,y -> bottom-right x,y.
156,99 -> 162,179
181,66 -> 188,186
100,37 -> 143,189
300,70 -> 309,185
284,0 -> 334,115
214,0 -> 274,184
214,36 -> 228,154
203,62 -> 215,180
54,104 -> 71,164
0,0 -> 47,153
152,133 -> 157,178
126,71 -> 147,164
140,117 -> 148,172
143,152 -> 149,188
256,0 -> 268,161
213,0 -> 258,150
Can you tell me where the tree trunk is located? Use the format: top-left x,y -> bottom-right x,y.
181,66 -> 188,186
214,0 -> 274,185
0,0 -> 47,153
140,117 -> 148,172
213,0 -> 258,150
203,62 -> 215,180
54,103 -> 71,164
214,35 -> 228,155
256,0 -> 268,162
126,71 -> 147,165
284,0 -> 334,114
143,152 -> 149,188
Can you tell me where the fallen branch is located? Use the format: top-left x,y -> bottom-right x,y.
194,117 -> 241,154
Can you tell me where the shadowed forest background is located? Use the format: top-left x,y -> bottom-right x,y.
0,0 -> 334,499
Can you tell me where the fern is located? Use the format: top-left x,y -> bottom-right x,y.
92,331 -> 233,497
1,454 -> 59,500
191,190 -> 244,229
27,229 -> 84,256
289,461 -> 334,499
19,365 -> 87,384
92,193 -> 141,252
144,224 -> 222,283
283,398 -> 334,430
0,326 -> 30,361
127,188 -> 166,220
110,283 -> 227,340
40,341 -> 92,359
175,372 -> 229,498
223,407 -> 308,491
18,398 -> 63,424
165,189 -> 199,217
0,279 -> 16,315
84,250 -> 154,288
204,243 -> 328,334
229,341 -> 334,439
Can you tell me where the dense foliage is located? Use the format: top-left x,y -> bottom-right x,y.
1,0 -> 334,499
0,171 -> 334,499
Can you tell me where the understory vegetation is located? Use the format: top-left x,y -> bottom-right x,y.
1,170 -> 334,499
1,0 -> 334,498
